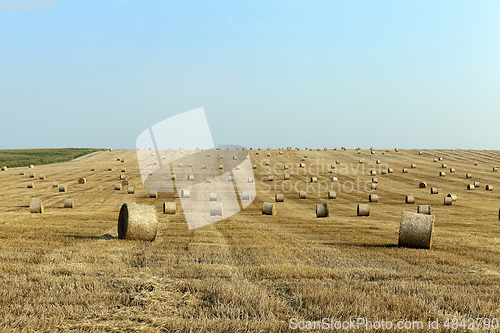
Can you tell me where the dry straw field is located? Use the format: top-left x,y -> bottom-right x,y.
0,148 -> 499,332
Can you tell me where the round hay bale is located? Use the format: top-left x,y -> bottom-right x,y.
121,159 -> 125,163
279,151 -> 283,155
357,151 -> 362,155
253,164 -> 257,169
473,181 -> 480,187
115,184 -> 122,191
371,183 -> 378,190
248,177 -> 254,183
419,151 -> 423,155
27,182 -> 34,188
433,159 -> 438,162
206,177 -> 212,183
266,153 -> 270,157
376,160 -> 381,164
430,187 -> 438,194
358,159 -> 363,163
118,203 -> 158,241
262,202 -> 276,215
450,168 -> 455,173
275,193 -> 284,202
299,191 -> 307,199
486,185 -> 493,191
121,168 -> 126,172
394,148 -> 399,152
493,167 -> 498,172
419,182 -> 427,188
382,151 -> 386,155
388,168 -> 394,173
284,165 -> 290,170
1,166 -> 7,171
299,163 -> 305,168
444,196 -> 452,205
417,205 -> 431,215
441,164 -> 447,168
466,173 -> 472,179
310,176 -> 317,183
209,193 -> 218,201
447,194 -> 458,201
369,194 -> 379,203
64,198 -> 74,208
330,176 -> 337,182
372,177 -> 378,183
336,160 -> 340,164
284,174 -> 290,180
171,175 -> 176,180
78,178 -> 86,184
402,168 -> 408,173
59,184 -> 67,192
371,150 -> 375,154
438,157 -> 443,161
381,170 -> 388,175
163,202 -> 176,214
439,172 -> 446,177
29,165 -> 34,168
210,202 -> 223,216
218,165 -> 223,170
398,211 -> 434,249
328,191 -> 336,199
406,195 -> 415,204
474,162 -> 478,166
149,190 -> 158,198
316,203 -> 329,217
327,168 -> 333,174
264,161 -> 270,166
187,175 -> 194,181
29,173 -> 36,178
357,204 -> 370,216
181,189 -> 190,198
19,170 -> 25,175
90,167 -> 95,171
268,175 -> 274,181
188,163 -> 192,167
30,200 -> 43,213
108,167 -> 113,172
467,184 -> 475,190
39,174 -> 45,180
202,164 -> 206,169
370,170 -> 377,176
242,192 -> 250,200
52,181 -> 59,187
411,164 -> 417,168
122,179 -> 130,186
128,187 -> 134,194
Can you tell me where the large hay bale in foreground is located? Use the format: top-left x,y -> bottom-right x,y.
486,185 -> 493,191
417,205 -> 431,215
398,211 -> 434,249
357,204 -> 370,216
118,203 -> 158,241
78,178 -> 86,184
163,202 -> 176,214
210,202 -> 223,216
316,203 -> 329,217
1,166 -> 7,171
262,202 -> 276,215
64,198 -> 74,208
275,194 -> 284,202
30,200 -> 43,214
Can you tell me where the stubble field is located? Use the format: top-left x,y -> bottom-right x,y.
0,148 -> 499,332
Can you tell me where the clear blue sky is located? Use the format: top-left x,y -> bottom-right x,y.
1,1 -> 499,149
